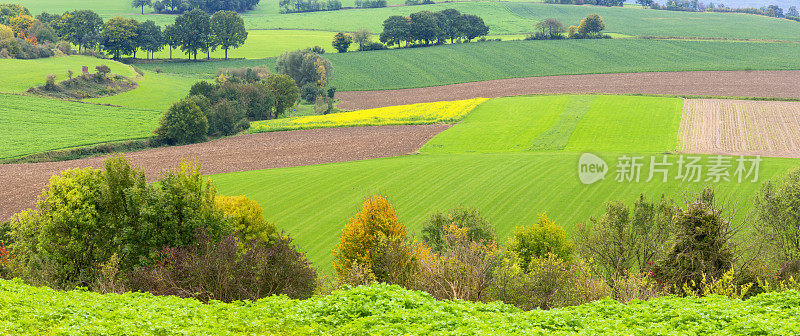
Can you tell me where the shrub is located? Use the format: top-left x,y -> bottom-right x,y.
44,73 -> 57,90
415,225 -> 499,301
655,188 -> 734,292
358,41 -> 387,51
206,99 -> 248,136
155,99 -> 209,145
332,196 -> 407,282
0,24 -> 13,40
577,194 -> 675,279
127,230 -> 317,302
300,82 -> 324,103
0,37 -> 53,59
754,165 -> 800,262
264,73 -> 300,117
275,48 -> 333,88
95,64 -> 111,78
215,195 -> 277,246
577,14 -> 605,38
421,207 -> 495,253
489,253 -> 609,310
567,25 -> 578,38
507,213 -> 574,272
6,156 -> 232,289
189,80 -> 218,98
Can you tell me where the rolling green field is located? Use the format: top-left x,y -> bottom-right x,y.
86,71 -> 197,111
4,279 -> 800,335
0,56 -> 137,93
0,94 -> 160,159
147,30 -> 337,60
210,95 -> 800,269
16,0 -> 800,41
139,39 -> 800,91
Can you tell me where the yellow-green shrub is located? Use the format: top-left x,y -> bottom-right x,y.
332,195 -> 407,282
215,195 -> 277,245
0,24 -> 13,40
507,213 -> 574,272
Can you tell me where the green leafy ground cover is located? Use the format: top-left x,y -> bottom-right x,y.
210,95 -> 800,268
0,93 -> 159,159
138,39 -> 800,91
2,279 -> 799,335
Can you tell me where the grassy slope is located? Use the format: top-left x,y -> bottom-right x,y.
138,39 -> 800,91
0,56 -> 137,93
210,95 -> 799,268
148,30 -> 338,59
0,94 -> 159,159
3,279 -> 800,335
86,71 -> 196,111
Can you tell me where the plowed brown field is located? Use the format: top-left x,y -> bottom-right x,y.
0,125 -> 449,221
336,71 -> 800,110
681,99 -> 800,157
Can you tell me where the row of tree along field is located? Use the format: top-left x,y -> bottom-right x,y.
2,154 -> 800,310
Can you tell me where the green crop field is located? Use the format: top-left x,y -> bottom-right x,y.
0,56 -> 137,93
4,279 -> 800,335
139,39 -> 800,91
86,71 -> 198,111
210,95 -> 800,268
18,0 -> 799,40
0,94 -> 160,159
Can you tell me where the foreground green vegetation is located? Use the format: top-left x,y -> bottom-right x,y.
0,93 -> 159,159
139,39 -> 800,91
2,279 -> 799,335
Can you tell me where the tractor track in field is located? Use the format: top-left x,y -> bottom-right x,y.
0,125 -> 449,221
335,70 -> 800,110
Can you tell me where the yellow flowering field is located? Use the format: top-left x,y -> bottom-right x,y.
249,98 -> 488,133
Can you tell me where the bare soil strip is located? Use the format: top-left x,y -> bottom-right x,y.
336,71 -> 800,110
0,125 -> 449,221
680,99 -> 800,158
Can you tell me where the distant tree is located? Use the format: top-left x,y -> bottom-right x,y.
0,4 -> 29,25
567,25 -> 578,38
577,14 -> 605,37
101,17 -> 139,59
788,6 -> 798,17
156,99 -> 209,145
8,15 -> 35,38
136,20 -> 164,59
636,0 -> 654,7
535,18 -> 565,39
409,11 -> 440,45
379,15 -> 411,47
264,74 -> 300,117
174,9 -> 212,60
35,12 -> 61,24
56,10 -> 103,53
766,4 -> 784,17
352,28 -> 371,49
275,48 -> 333,88
163,24 -> 180,59
331,32 -> 352,52
435,8 -> 462,43
459,14 -> 489,42
132,0 -> 153,14
153,0 -> 166,13
211,10 -> 247,60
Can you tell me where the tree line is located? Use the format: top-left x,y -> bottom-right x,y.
133,0 -> 262,14
379,9 -> 489,48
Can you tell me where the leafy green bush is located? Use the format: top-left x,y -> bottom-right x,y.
655,188 -> 734,292
507,213 -> 574,272
155,99 -> 209,145
6,156 -> 231,289
0,37 -> 54,59
215,195 -> 277,245
421,207 -> 495,253
754,165 -> 800,263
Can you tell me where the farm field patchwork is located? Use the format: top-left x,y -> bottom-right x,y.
211,95 -> 799,268
0,56 -> 137,93
3,279 -> 800,335
250,98 -> 487,133
138,39 -> 800,91
0,94 -> 160,159
680,99 -> 800,157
